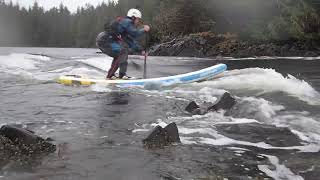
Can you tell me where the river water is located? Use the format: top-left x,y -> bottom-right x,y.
0,47 -> 320,180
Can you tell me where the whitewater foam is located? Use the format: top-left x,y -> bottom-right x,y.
0,53 -> 55,80
275,112 -> 320,135
132,95 -> 320,153
198,68 -> 320,105
26,53 -> 51,61
221,56 -> 320,61
48,66 -> 74,73
90,84 -> 113,92
258,154 -> 304,180
232,97 -> 285,122
60,67 -> 103,77
0,53 -> 47,70
181,135 -> 320,153
78,56 -> 114,72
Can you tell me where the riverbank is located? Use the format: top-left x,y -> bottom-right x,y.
149,32 -> 320,58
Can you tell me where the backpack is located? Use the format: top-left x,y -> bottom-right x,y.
104,16 -> 124,41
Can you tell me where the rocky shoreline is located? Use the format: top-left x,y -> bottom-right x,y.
149,32 -> 320,58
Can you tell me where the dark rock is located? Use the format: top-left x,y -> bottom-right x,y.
143,126 -> 166,148
0,125 -> 56,154
208,92 -> 236,112
216,123 -> 302,147
304,51 -> 318,57
185,93 -> 236,115
149,33 -> 320,58
46,137 -> 55,141
164,123 -> 181,143
0,128 -> 56,169
185,101 -> 201,115
0,125 -> 38,145
149,44 -> 171,56
143,122 -> 181,149
178,47 -> 204,57
149,34 -> 219,57
0,135 -> 23,167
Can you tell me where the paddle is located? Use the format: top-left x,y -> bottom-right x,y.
143,33 -> 148,79
143,53 -> 147,79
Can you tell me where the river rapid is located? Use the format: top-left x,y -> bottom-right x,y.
0,47 -> 320,180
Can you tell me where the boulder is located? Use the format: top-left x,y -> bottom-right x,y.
143,122 -> 181,149
185,101 -> 201,115
185,92 -> 236,115
0,125 -> 56,154
207,92 -> 236,112
164,123 -> 181,144
149,33 -> 320,58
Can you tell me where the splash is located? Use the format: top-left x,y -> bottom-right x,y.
0,53 -> 108,81
199,68 -> 320,105
56,67 -> 104,78
131,92 -> 320,153
90,83 -> 113,92
221,56 -> 320,61
258,155 -> 304,180
78,56 -> 114,73
0,53 -> 51,79
133,114 -> 320,153
0,53 -> 49,70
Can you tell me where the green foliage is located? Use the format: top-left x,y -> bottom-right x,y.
153,0 -> 215,40
245,0 -> 320,41
290,1 -> 320,39
0,0 -> 319,47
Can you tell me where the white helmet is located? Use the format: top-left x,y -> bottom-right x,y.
127,8 -> 142,19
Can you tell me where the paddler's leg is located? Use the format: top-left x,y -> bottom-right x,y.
106,42 -> 122,79
106,57 -> 121,79
118,43 -> 129,79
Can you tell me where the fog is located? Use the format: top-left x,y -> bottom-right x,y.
205,0 -> 280,32
4,0 -> 114,12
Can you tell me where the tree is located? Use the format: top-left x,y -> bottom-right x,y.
0,0 -> 319,47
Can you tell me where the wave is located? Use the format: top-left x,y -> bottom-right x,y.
198,68 -> 320,105
0,53 -> 50,70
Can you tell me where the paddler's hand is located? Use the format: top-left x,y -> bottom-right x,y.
143,25 -> 150,32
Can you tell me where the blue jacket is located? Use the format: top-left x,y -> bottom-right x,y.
111,17 -> 145,55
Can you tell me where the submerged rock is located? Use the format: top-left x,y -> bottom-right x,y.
0,125 -> 56,154
216,123 -> 302,147
143,122 -> 181,149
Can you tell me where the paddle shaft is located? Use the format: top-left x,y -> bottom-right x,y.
143,53 -> 147,78
143,33 -> 148,79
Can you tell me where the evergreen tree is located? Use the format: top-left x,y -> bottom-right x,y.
0,0 -> 319,47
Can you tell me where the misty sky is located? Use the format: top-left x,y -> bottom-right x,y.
4,0 -> 116,12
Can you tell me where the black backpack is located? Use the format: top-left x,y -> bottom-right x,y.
104,16 -> 124,41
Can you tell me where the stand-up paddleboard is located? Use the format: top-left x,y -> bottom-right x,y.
57,63 -> 227,88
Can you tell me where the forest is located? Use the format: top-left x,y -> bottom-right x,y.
0,0 -> 319,47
